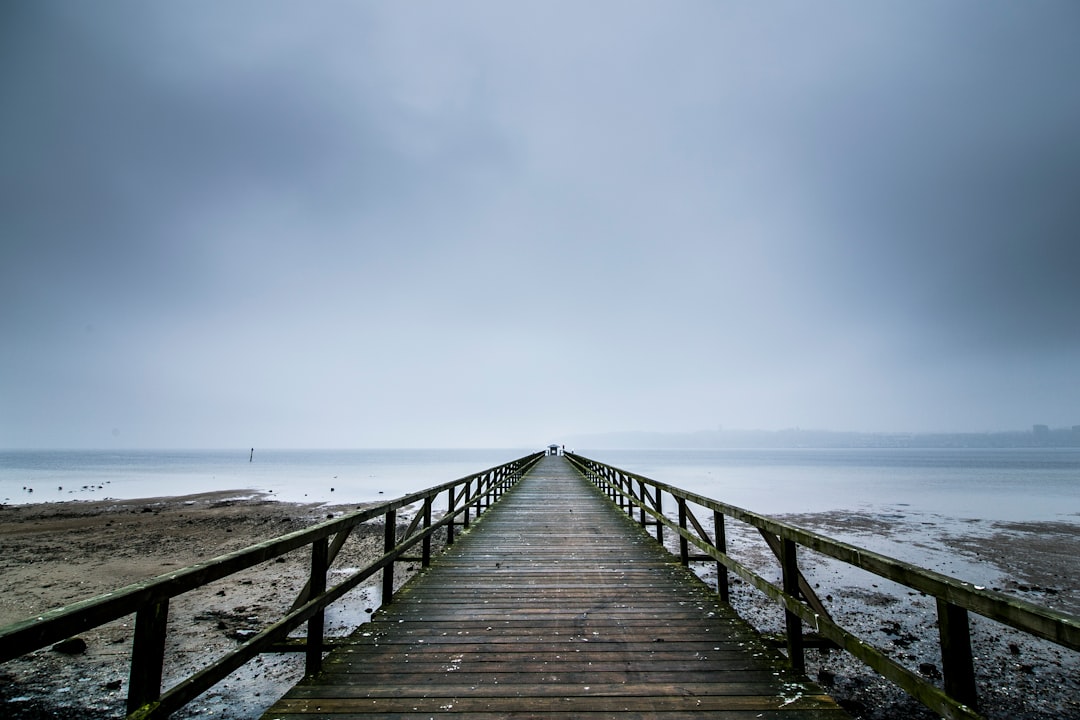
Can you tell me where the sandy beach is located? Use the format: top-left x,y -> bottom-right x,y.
1,493 -> 1078,719
0,492 -> 404,720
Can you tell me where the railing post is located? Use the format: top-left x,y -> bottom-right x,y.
638,480 -> 647,527
464,479 -> 472,528
780,538 -> 804,673
382,508 -> 396,604
127,598 -> 169,714
306,536 -> 328,675
714,510 -> 730,603
677,498 -> 689,566
937,598 -> 979,710
446,488 -> 456,546
654,491 -> 663,544
422,497 -> 433,568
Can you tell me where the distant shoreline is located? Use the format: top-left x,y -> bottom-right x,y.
563,427 -> 1080,449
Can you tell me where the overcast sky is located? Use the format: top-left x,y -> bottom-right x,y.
3,2 -> 1079,449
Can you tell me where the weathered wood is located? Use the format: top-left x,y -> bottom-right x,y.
260,456 -> 847,719
0,453 -> 544,666
291,526 -> 352,612
0,452 -> 545,720
381,508 -> 396,604
678,496 -> 690,565
421,496 -> 433,567
781,537 -> 805,673
127,599 -> 169,714
716,508 -> 730,601
305,537 -> 328,675
565,452 -> 1001,720
938,598 -> 979,710
463,479 -> 473,527
757,526 -> 836,626
568,453 -> 1080,653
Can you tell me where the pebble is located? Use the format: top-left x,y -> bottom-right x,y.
52,638 -> 88,655
918,662 -> 941,679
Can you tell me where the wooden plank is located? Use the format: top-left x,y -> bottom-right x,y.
260,456 -> 848,719
265,712 -> 848,720
268,695 -> 843,712
284,681 -> 833,699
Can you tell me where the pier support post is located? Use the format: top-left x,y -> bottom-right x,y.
677,498 -> 689,566
383,509 -> 397,604
654,491 -> 664,544
446,490 -> 456,546
306,537 -> 328,675
638,480 -> 647,528
937,598 -> 979,710
127,598 -> 169,714
780,538 -> 805,673
714,510 -> 730,602
422,498 -> 433,567
464,480 -> 472,528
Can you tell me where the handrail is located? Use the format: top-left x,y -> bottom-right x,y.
565,451 -> 1080,720
0,451 -> 544,719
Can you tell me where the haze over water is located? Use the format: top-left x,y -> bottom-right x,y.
3,448 -> 1077,526
4,5 -> 1080,451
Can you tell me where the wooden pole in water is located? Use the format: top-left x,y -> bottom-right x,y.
250,448 -> 254,462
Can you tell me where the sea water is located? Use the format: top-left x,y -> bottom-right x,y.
2,447 -> 1078,524
0,448 -> 532,506
587,447 -> 1080,523
585,448 -> 1080,588
3,446 -> 1078,602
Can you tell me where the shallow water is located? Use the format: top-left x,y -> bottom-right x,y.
586,447 -> 1080,523
3,447 -> 1078,526
0,448 -> 533,505
579,448 -> 1080,599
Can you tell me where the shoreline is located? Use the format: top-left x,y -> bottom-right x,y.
1,494 -> 1078,719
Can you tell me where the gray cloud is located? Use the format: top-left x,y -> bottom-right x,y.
3,2 -> 1080,447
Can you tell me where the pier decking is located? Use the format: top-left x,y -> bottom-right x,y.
262,455 -> 848,718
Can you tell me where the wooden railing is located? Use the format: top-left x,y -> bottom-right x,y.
566,452 -> 1080,720
0,451 -> 544,719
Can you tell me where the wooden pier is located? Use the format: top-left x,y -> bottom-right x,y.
261,455 -> 848,718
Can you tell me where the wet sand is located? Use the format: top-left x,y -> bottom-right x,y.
0,492 -> 403,720
1,494 -> 1078,719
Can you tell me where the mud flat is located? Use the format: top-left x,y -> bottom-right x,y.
2,495 -> 1078,719
693,508 -> 1080,720
0,492 -> 406,719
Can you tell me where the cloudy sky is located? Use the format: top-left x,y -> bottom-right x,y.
3,2 -> 1079,449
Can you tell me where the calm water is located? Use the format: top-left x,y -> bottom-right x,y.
591,448 -> 1080,523
2,447 -> 1079,524
0,449 -> 532,506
